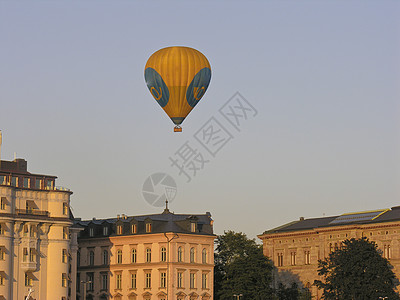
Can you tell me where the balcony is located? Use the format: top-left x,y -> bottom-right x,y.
16,209 -> 50,217
21,261 -> 37,271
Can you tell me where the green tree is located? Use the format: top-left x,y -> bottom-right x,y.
314,237 -> 399,300
214,231 -> 274,300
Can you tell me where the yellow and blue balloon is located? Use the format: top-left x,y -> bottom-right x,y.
145,46 -> 211,132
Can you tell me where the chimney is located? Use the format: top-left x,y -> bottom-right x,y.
300,217 -> 305,221
117,214 -> 120,220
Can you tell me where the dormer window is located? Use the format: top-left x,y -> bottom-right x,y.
89,227 -> 94,237
191,222 -> 197,233
146,223 -> 152,233
103,226 -> 108,236
23,178 -> 30,188
131,224 -> 137,234
117,225 -> 123,235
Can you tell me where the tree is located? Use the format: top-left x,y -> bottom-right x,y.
314,237 -> 400,300
214,231 -> 274,300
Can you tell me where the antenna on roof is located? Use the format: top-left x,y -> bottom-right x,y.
162,199 -> 170,214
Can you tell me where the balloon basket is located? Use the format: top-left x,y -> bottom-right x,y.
174,126 -> 182,132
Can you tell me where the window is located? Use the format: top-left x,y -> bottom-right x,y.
131,249 -> 137,263
25,273 -> 33,286
0,176 -> 6,185
46,179 -> 53,190
11,176 -> 17,187
103,226 -> 108,236
131,273 -> 136,289
63,227 -> 69,239
146,248 -> 151,262
23,178 -> 30,188
177,272 -> 183,288
329,243 -> 333,253
62,273 -> 67,287
131,224 -> 137,234
304,251 -> 311,265
101,274 -> 108,290
23,248 -> 28,262
161,247 -> 167,262
30,225 -> 36,238
277,253 -> 283,267
87,273 -> 94,291
190,273 -> 195,289
0,224 -> 4,235
384,245 -> 391,259
0,273 -> 4,285
0,247 -> 5,260
290,252 -> 296,266
160,271 -> 166,288
146,223 -> 152,233
190,247 -> 195,263
63,203 -> 68,216
117,250 -> 123,264
202,273 -> 207,289
77,273 -> 80,292
117,225 -> 123,235
62,249 -> 68,263
77,251 -> 80,267
178,246 -> 183,262
0,197 -> 6,210
89,227 -> 94,237
23,225 -> 29,237
35,178 -> 42,189
115,274 -> 122,290
202,248 -> 207,264
29,248 -> 35,262
89,250 -> 95,266
145,273 -> 151,288
103,250 -> 109,265
191,222 -> 196,232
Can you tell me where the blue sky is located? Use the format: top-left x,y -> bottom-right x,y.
1,0 -> 399,238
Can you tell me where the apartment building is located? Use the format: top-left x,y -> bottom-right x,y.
258,207 -> 400,299
0,153 -> 79,299
76,207 -> 215,300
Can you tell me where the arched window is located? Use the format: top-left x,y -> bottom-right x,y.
146,248 -> 151,262
89,251 -> 94,266
117,250 -> 123,264
103,250 -> 109,265
202,248 -> 207,264
161,247 -> 167,262
177,246 -> 183,262
190,247 -> 195,263
131,249 -> 137,263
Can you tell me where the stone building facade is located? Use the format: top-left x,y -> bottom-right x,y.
0,157 -> 79,300
258,207 -> 400,299
76,208 -> 215,300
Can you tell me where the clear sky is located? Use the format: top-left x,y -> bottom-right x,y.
1,0 -> 399,239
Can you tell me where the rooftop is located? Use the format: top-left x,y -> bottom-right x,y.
75,209 -> 215,238
261,206 -> 400,235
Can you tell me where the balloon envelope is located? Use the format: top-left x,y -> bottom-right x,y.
145,46 -> 211,131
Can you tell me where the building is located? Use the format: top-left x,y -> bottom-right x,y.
0,133 -> 79,300
75,207 -> 215,300
258,207 -> 400,299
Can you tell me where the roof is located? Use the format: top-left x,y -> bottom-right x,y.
261,206 -> 400,235
75,209 -> 214,238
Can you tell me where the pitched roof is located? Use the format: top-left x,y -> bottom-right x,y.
75,209 -> 214,238
261,206 -> 400,235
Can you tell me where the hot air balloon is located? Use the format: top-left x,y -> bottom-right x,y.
144,46 -> 211,132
